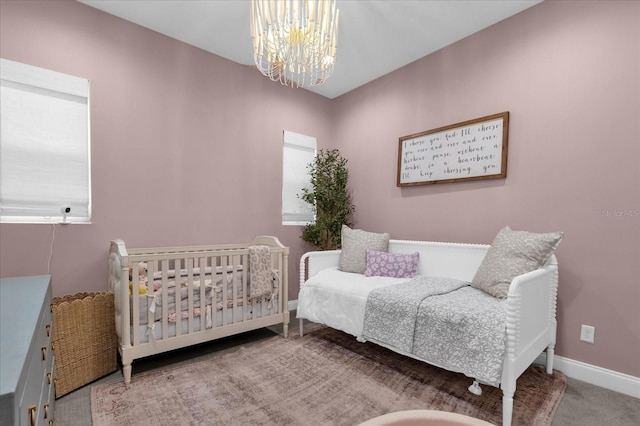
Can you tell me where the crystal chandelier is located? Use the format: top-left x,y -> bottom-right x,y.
250,0 -> 339,88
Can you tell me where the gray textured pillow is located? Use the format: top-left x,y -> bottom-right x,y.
471,226 -> 563,299
339,225 -> 390,274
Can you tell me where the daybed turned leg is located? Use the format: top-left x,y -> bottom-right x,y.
283,322 -> 289,338
501,372 -> 516,426
123,364 -> 132,384
502,391 -> 514,426
546,344 -> 555,374
299,318 -> 304,337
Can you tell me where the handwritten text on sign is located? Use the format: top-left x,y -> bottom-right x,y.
397,112 -> 509,186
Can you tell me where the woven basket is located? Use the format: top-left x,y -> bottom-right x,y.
51,292 -> 117,398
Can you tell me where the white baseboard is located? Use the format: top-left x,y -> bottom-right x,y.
288,299 -> 298,312
535,353 -> 640,399
290,298 -> 639,399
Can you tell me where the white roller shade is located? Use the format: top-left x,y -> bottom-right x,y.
1,58 -> 91,223
282,130 -> 316,225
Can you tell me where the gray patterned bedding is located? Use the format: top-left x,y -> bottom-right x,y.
363,276 -> 506,386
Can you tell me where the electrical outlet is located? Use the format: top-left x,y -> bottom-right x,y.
580,324 -> 595,343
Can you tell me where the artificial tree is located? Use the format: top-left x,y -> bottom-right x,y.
299,148 -> 355,250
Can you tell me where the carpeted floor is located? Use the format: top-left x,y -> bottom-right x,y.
90,326 -> 566,426
54,318 -> 640,426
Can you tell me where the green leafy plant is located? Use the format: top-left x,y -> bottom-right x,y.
300,148 -> 355,250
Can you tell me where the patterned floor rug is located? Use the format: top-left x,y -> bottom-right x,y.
91,327 -> 566,426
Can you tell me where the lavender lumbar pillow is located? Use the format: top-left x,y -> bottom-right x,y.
364,249 -> 420,278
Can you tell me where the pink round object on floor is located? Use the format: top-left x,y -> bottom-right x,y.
358,410 -> 495,426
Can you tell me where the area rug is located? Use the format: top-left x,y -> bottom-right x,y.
91,327 -> 566,426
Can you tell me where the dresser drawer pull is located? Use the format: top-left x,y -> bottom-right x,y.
49,421 -> 54,426
47,372 -> 52,384
46,324 -> 51,336
44,403 -> 50,419
42,346 -> 47,361
28,405 -> 36,426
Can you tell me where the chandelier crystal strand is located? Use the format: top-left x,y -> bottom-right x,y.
251,0 -> 339,88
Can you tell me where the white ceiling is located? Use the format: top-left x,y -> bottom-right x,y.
80,0 -> 542,99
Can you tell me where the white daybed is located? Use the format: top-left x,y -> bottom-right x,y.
108,235 -> 289,384
297,226 -> 562,426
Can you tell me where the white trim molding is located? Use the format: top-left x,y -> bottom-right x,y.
288,299 -> 299,312
535,353 -> 640,399
290,298 -> 639,399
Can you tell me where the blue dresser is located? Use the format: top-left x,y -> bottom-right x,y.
0,276 -> 55,426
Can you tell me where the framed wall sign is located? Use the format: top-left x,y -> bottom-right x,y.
397,111 -> 509,187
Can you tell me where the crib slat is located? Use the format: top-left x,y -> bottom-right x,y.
161,259 -> 169,340
176,257 -> 182,335
242,253 -> 248,322
221,255 -> 228,326
199,256 -> 207,329
172,258 -> 180,337
131,261 -> 140,346
196,256 -> 207,332
231,254 -> 238,316
146,261 -> 158,344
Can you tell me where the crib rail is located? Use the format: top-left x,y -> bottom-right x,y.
108,236 -> 289,383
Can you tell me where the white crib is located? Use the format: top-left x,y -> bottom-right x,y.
108,235 -> 289,383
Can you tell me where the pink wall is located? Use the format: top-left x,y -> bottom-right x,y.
1,1 -> 638,377
0,0 -> 330,302
332,0 -> 639,377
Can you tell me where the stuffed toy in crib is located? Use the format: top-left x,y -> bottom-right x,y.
129,262 -> 148,295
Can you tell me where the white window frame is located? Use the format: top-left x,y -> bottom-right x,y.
0,58 -> 91,224
282,130 -> 316,225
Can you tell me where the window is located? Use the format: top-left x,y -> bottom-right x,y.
282,130 -> 316,225
0,58 -> 91,223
